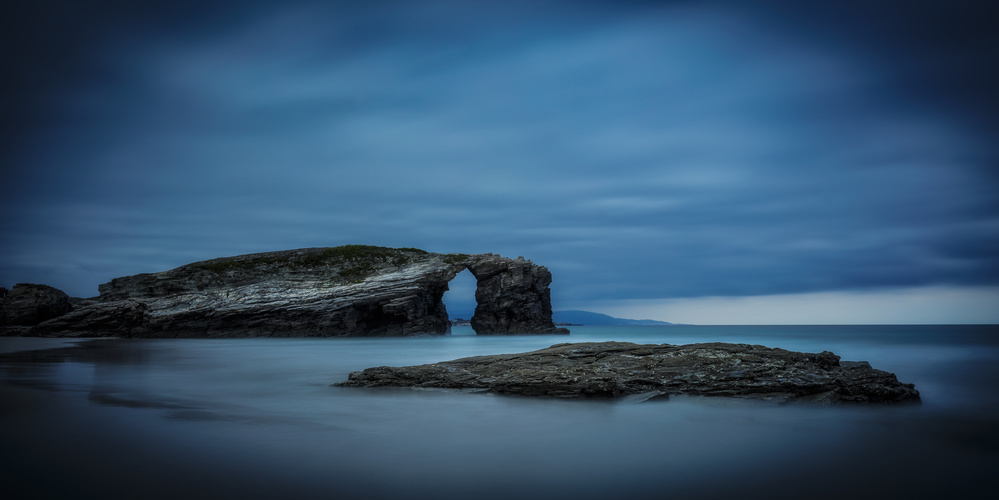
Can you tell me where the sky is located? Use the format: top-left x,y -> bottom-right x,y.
2,0 -> 998,324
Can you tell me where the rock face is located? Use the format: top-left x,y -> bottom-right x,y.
467,255 -> 561,335
28,246 -> 568,338
1,284 -> 73,332
337,341 -> 921,404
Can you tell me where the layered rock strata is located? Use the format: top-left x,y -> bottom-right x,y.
337,341 -> 921,404
26,246 -> 568,338
469,255 -> 562,335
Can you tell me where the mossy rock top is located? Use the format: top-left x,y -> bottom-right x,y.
188,245 -> 433,274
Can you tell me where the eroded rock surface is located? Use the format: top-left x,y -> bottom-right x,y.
27,246 -> 567,338
337,341 -> 920,404
467,255 -> 564,335
1,284 -> 73,333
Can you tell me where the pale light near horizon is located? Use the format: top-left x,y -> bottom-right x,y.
593,286 -> 999,325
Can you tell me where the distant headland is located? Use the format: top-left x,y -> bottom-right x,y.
552,310 -> 676,326
452,310 -> 678,327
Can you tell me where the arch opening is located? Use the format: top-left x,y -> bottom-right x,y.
442,268 -> 477,335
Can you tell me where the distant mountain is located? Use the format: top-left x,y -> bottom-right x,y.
448,312 -> 475,322
552,310 -> 674,326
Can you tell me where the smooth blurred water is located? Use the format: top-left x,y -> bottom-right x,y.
2,325 -> 997,500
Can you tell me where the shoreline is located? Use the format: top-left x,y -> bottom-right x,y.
0,337 -> 107,355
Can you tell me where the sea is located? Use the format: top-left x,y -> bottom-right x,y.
2,325 -> 997,500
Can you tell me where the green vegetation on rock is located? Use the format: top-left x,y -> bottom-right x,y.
443,253 -> 470,264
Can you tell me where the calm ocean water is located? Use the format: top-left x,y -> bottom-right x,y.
2,325 -> 998,500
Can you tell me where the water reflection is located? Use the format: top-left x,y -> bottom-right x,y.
1,326 -> 997,500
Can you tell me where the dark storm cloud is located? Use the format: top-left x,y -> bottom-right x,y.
2,0 -> 997,306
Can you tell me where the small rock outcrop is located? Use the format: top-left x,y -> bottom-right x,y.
1,284 -> 73,334
27,246 -> 568,338
337,341 -> 921,404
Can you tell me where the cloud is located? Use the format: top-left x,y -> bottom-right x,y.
1,0 -> 997,319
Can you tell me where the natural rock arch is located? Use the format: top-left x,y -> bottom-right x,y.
459,254 -> 567,335
27,247 -> 568,337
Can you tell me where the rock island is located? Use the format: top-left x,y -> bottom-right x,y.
7,246 -> 567,337
338,341 -> 920,404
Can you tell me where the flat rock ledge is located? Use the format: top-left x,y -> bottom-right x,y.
336,341 -> 920,404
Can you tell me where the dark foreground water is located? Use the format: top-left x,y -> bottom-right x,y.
2,325 -> 998,500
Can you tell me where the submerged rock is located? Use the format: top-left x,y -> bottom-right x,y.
28,246 -> 568,338
337,341 -> 920,404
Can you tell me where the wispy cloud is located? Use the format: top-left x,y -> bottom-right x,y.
1,1 -> 996,323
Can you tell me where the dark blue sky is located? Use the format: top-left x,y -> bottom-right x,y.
2,1 -> 998,322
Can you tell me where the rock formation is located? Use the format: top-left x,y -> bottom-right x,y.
468,255 -> 562,335
24,246 -> 568,338
337,341 -> 921,404
1,284 -> 73,334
